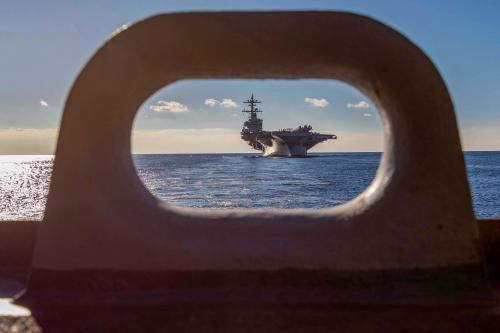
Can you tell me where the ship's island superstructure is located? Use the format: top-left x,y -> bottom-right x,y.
240,94 -> 337,157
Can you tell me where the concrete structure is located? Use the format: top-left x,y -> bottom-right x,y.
11,11 -> 500,331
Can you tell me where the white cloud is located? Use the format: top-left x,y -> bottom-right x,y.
149,101 -> 189,113
363,113 -> 372,117
204,98 -> 239,108
220,98 -> 238,108
305,97 -> 329,108
204,98 -> 219,107
347,101 -> 370,109
40,100 -> 49,107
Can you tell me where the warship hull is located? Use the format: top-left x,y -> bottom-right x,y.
263,144 -> 305,157
252,132 -> 335,157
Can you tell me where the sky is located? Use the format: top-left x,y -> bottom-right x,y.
0,0 -> 499,154
132,80 -> 382,153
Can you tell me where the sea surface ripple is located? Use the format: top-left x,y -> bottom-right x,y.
0,152 -> 498,220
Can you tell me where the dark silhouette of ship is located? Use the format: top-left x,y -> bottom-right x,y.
240,94 -> 337,157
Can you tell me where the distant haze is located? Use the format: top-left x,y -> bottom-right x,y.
1,126 -> 495,155
131,129 -> 385,154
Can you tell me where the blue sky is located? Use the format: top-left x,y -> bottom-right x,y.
0,1 -> 499,153
131,80 -> 381,153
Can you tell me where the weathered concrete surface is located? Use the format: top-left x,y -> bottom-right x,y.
2,219 -> 500,282
0,317 -> 39,333
5,305 -> 500,333
30,11 -> 481,273
479,219 -> 500,280
0,222 -> 35,282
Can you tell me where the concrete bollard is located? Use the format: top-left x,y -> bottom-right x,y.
16,11 -> 499,331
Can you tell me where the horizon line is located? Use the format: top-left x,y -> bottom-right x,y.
1,150 -> 500,156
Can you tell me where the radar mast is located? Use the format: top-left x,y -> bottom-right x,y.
242,93 -> 262,120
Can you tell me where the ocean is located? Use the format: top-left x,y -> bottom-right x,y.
0,152 -> 498,220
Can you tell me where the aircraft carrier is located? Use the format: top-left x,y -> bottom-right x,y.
240,94 -> 337,157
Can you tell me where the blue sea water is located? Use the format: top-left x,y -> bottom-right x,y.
464,151 -> 500,218
0,152 -> 498,220
134,153 -> 379,210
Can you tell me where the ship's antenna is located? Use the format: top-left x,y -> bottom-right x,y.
242,93 -> 262,118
